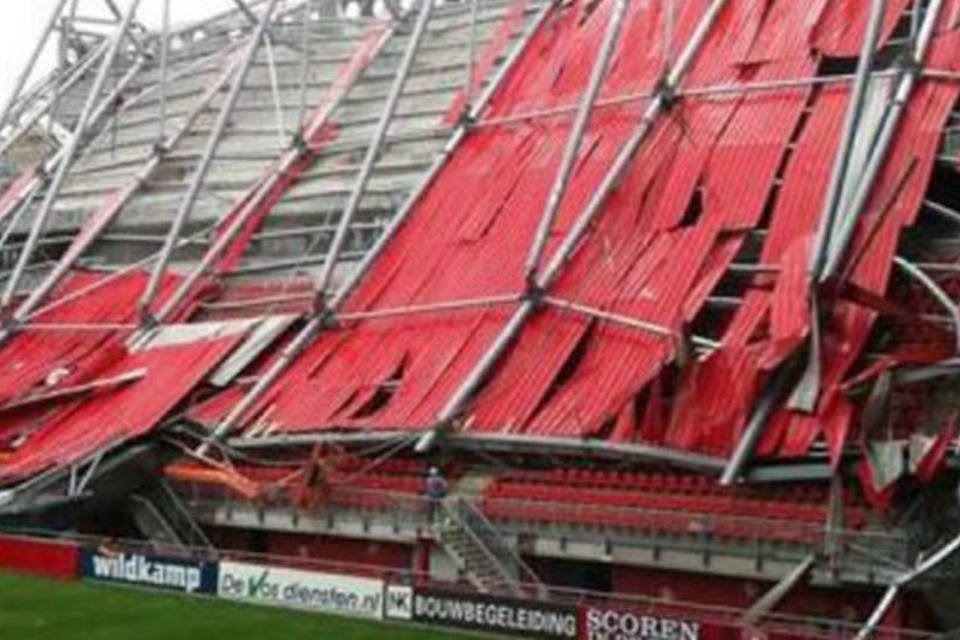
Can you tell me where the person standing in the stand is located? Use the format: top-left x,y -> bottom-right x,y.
425,466 -> 448,524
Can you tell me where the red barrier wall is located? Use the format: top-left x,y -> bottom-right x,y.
264,531 -> 413,575
0,534 -> 79,580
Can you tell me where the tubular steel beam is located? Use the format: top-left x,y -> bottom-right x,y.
0,0 -> 143,313
338,294 -> 520,322
472,70 -> 903,132
894,256 -> 960,353
0,0 -> 71,132
139,0 -> 282,323
312,0 -> 435,298
742,554 -> 816,626
462,0 -> 481,114
856,530 -> 960,640
10,54 -> 244,325
819,0 -> 946,281
200,0 -> 555,453
232,0 -> 261,26
0,42 -> 108,159
263,34 -> 287,145
720,358 -> 797,485
150,18 -> 397,325
435,0 -> 731,427
158,0 -> 172,144
543,295 -> 719,349
523,0 -> 629,284
808,0 -> 887,277
790,0 -> 885,416
296,0 -> 314,132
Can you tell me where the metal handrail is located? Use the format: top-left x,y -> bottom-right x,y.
453,496 -> 546,595
0,527 -> 935,640
172,479 -> 910,549
438,499 -> 519,595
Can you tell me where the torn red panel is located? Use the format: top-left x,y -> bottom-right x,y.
471,1 -> 819,440
670,82 -> 845,457
912,422 -> 957,483
0,167 -> 38,222
786,79 -> 958,462
811,0 -> 912,57
0,322 -> 248,483
0,270 -> 181,406
443,0 -> 530,125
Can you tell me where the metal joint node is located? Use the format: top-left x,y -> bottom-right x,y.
0,314 -> 20,335
901,52 -> 923,75
458,110 -> 476,129
319,310 -> 340,331
138,305 -> 158,330
659,81 -> 679,111
291,132 -> 309,154
525,285 -> 546,306
310,290 -> 328,317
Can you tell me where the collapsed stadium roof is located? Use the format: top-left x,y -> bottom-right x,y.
0,0 -> 960,560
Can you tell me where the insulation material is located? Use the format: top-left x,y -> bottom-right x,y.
194,278 -> 314,321
25,43 -> 252,318
0,322 -> 248,483
164,23 -> 387,317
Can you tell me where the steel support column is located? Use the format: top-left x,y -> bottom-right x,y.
819,0 -> 946,280
809,0 -> 887,277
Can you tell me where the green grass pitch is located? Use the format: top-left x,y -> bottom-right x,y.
0,572 -> 477,640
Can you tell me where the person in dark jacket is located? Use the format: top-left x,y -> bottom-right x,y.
425,466 -> 448,524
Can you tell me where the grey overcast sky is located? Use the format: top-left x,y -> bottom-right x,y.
0,0 -> 237,110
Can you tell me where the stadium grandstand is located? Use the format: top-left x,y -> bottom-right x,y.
2,0 -> 960,637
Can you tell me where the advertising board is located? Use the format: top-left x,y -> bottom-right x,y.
217,560 -> 384,620
80,547 -> 218,594
385,585 -> 580,639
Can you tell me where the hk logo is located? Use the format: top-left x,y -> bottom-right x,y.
385,585 -> 413,620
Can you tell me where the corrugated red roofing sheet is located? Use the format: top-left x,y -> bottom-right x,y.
6,0 -> 960,492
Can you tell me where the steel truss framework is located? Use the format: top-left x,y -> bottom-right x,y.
2,1 -> 960,635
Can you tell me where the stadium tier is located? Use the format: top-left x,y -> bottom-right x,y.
1,0 -> 960,637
